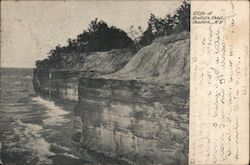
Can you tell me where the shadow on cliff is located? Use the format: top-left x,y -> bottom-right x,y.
74,31 -> 190,165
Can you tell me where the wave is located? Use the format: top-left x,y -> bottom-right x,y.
51,143 -> 71,151
13,81 -> 22,86
61,153 -> 79,159
13,119 -> 55,164
51,143 -> 80,159
32,97 -> 70,126
25,75 -> 32,79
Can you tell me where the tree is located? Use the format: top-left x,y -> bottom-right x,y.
164,14 -> 175,35
139,0 -> 190,46
84,18 -> 133,52
35,0 -> 191,70
128,25 -> 143,50
139,27 -> 154,46
173,1 -> 190,32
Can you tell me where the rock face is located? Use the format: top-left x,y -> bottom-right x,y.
33,70 -> 80,101
75,78 -> 189,164
33,49 -> 134,101
33,32 -> 190,164
103,31 -> 190,86
75,32 -> 190,164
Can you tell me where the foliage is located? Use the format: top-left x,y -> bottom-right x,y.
139,1 -> 190,46
77,18 -> 134,52
127,25 -> 143,50
36,18 -> 134,69
35,1 -> 190,70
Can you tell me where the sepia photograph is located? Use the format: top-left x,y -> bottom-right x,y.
1,0 -> 190,164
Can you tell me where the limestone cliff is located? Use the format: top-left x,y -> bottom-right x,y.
102,31 -> 190,86
33,31 -> 190,164
75,32 -> 190,164
33,49 -> 134,101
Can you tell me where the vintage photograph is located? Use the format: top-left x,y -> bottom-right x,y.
0,0 -> 190,164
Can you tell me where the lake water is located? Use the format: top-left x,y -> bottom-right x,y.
0,68 -> 121,165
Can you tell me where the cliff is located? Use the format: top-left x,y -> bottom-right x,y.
102,31 -> 190,86
74,32 -> 190,164
33,31 -> 190,164
33,49 -> 134,101
75,78 -> 189,164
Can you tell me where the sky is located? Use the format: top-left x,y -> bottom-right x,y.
1,0 -> 182,68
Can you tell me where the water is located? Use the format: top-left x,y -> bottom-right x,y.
0,68 -> 121,165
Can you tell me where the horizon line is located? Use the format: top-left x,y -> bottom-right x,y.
0,66 -> 35,69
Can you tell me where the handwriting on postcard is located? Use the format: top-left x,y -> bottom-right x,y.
193,11 -> 223,24
190,1 -> 249,164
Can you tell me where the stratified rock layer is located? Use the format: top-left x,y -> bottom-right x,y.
103,32 -> 190,86
75,78 -> 189,164
75,32 -> 190,164
33,49 -> 134,101
33,32 -> 190,164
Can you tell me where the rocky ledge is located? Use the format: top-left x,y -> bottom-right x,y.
75,77 -> 189,164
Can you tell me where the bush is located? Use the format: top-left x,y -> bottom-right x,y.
36,18 -> 134,70
139,1 -> 190,46
76,18 -> 134,52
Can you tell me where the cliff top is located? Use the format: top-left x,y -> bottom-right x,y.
100,31 -> 190,87
35,48 -> 135,76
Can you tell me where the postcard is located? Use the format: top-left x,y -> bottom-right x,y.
0,0 -> 249,164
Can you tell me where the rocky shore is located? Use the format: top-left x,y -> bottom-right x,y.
33,32 -> 190,164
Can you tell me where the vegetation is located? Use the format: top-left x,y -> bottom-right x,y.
127,25 -> 143,50
139,1 -> 190,46
77,19 -> 134,52
36,19 -> 134,69
36,1 -> 190,70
